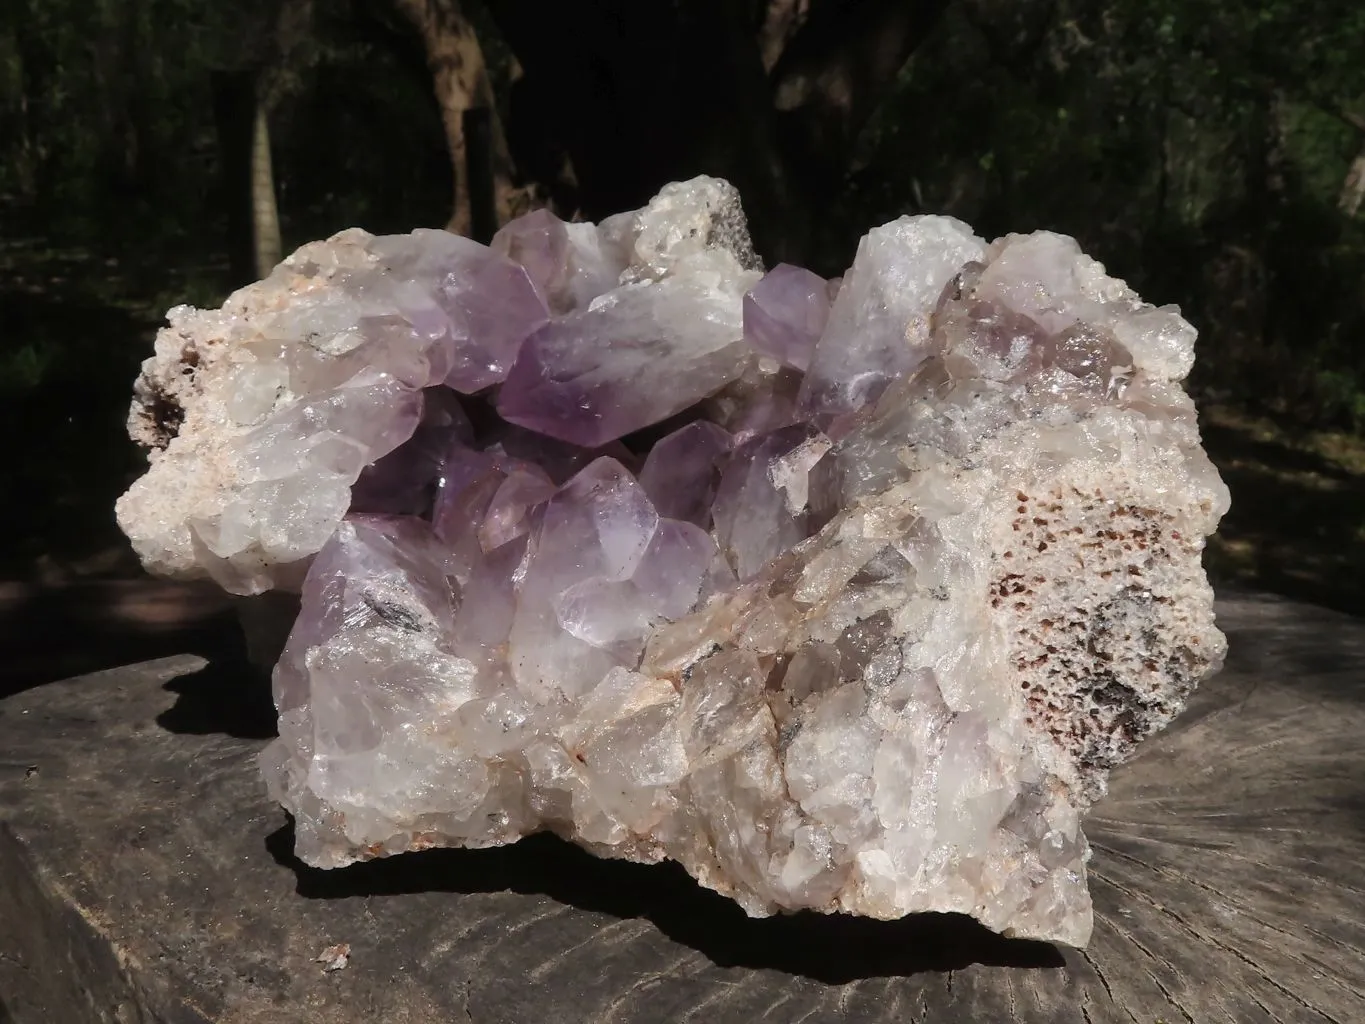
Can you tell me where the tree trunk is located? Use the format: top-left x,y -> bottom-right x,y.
484,0 -> 949,267
700,0 -> 809,263
250,98 -> 282,277
213,71 -> 282,284
769,0 -> 952,201
463,106 -> 497,243
393,0 -> 526,235
10,1 -> 42,200
757,0 -> 811,73
211,70 -> 257,287
1340,140 -> 1365,218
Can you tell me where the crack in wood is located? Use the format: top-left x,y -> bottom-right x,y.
1080,948 -> 1117,1004
1144,968 -> 1196,1024
527,918 -> 648,982
1093,835 -> 1365,958
597,952 -> 696,1024
1093,855 -> 1354,1020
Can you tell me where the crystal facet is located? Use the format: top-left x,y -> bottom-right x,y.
742,262 -> 833,371
799,215 -> 987,417
117,176 -> 1228,948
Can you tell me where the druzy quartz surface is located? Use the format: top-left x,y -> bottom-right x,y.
115,177 -> 1228,946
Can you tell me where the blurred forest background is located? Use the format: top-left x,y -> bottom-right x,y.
2,0 -> 1364,625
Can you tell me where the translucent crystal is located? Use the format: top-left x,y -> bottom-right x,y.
710,425 -> 829,579
799,215 -> 986,417
350,387 -> 472,516
742,262 -> 833,371
490,207 -> 628,315
368,229 -> 550,393
116,227 -> 543,593
118,177 -> 1228,948
637,421 -> 732,528
495,277 -> 752,447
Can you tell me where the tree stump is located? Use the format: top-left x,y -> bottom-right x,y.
1,591 -> 1361,1022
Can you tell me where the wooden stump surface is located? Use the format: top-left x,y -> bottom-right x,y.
0,590 -> 1361,1023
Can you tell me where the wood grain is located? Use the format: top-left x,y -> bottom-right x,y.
0,590 -> 1360,1023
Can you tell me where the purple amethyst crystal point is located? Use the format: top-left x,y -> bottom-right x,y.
484,423 -> 639,484
742,263 -> 831,371
370,228 -> 550,393
535,468 -> 714,665
477,464 -> 557,552
710,425 -> 831,579
263,513 -> 499,861
799,215 -> 986,417
495,278 -> 752,447
703,365 -> 804,442
270,513 -> 459,721
496,176 -> 761,446
350,387 -> 473,515
509,457 -> 660,697
638,421 -> 732,528
630,517 -> 715,618
492,208 -> 628,314
489,208 -> 567,306
430,445 -> 552,581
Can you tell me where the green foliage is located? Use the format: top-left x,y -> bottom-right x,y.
0,341 -> 57,393
1314,370 -> 1365,434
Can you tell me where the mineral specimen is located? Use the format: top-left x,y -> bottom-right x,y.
115,176 -> 1228,947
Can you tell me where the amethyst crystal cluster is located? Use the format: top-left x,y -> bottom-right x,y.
115,177 -> 1228,945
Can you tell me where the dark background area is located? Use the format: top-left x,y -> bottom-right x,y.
2,0 -> 1364,688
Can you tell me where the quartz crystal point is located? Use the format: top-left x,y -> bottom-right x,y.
489,207 -> 628,315
742,262 -> 833,371
638,421 -> 732,528
799,215 -> 987,418
350,387 -> 472,516
116,176 -> 1229,947
495,277 -> 753,447
495,179 -> 762,447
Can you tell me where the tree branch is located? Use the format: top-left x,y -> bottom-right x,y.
1313,99 -> 1365,136
1189,32 -> 1365,137
757,0 -> 812,73
956,0 -> 1058,82
768,0 -> 951,190
393,0 -> 532,233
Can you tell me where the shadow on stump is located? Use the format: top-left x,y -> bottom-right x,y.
265,817 -> 1065,984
